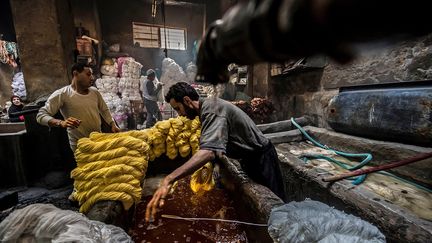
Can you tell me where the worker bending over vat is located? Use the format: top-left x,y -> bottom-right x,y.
145,82 -> 285,222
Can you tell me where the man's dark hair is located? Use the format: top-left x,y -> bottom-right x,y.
71,63 -> 90,76
165,82 -> 199,103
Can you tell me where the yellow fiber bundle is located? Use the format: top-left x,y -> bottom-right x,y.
177,131 -> 192,141
166,135 -> 178,160
191,116 -> 201,131
77,136 -> 145,154
72,116 -> 212,214
148,148 -> 156,161
89,130 -> 149,142
155,120 -> 171,134
77,150 -> 142,168
80,192 -> 135,213
178,116 -> 191,131
166,143 -> 178,160
168,118 -> 183,135
169,117 -> 184,127
74,175 -> 140,192
75,147 -> 128,163
190,162 -> 215,194
175,137 -> 188,148
149,129 -> 165,145
179,144 -> 191,158
190,133 -> 200,155
73,128 -> 153,214
72,156 -> 146,177
153,143 -> 166,158
72,164 -> 144,181
125,130 -> 150,142
89,131 -> 131,142
75,182 -> 142,204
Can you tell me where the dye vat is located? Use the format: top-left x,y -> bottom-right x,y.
86,154 -> 281,242
130,177 -> 249,242
267,125 -> 432,243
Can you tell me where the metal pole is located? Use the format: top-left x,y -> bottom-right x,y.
323,152 -> 432,182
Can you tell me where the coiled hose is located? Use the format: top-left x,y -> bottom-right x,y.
290,117 -> 432,193
291,117 -> 371,185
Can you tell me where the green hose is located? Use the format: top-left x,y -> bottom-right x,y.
291,118 -> 432,193
291,117 -> 370,185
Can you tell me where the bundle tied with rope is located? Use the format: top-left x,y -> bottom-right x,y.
70,116 -> 215,213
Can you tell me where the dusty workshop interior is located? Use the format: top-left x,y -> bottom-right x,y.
0,0 -> 431,242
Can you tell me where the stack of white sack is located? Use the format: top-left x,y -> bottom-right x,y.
160,57 -> 187,96
113,100 -> 130,130
95,77 -> 121,114
119,78 -> 141,101
11,72 -> 27,98
96,77 -> 119,93
121,59 -> 143,79
185,62 -> 197,83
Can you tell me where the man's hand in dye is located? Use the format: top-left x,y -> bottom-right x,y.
145,180 -> 172,222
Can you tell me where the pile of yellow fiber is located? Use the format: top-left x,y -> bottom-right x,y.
71,116 -> 215,213
71,135 -> 149,213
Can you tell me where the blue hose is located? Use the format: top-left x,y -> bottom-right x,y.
291,118 -> 372,185
291,118 -> 432,193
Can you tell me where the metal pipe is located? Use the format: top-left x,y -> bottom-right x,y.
323,152 -> 432,182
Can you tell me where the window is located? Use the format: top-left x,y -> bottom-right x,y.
160,27 -> 186,50
132,22 -> 187,50
132,22 -> 159,48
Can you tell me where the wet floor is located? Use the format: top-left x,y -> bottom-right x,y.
130,177 -> 248,242
0,171 -> 77,222
285,141 -> 432,221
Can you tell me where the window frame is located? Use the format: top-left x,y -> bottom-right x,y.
132,22 -> 187,51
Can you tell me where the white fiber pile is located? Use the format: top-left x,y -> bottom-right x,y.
95,77 -> 121,114
268,199 -> 386,243
0,203 -> 132,243
118,77 -> 141,102
11,72 -> 26,98
185,62 -> 197,83
121,59 -> 142,79
160,58 -> 187,96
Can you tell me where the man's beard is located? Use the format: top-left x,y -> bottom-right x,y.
184,104 -> 198,119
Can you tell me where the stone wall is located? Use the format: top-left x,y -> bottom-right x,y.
267,34 -> 432,129
72,0 -> 103,64
10,0 -> 76,101
0,65 -> 15,107
323,34 -> 432,88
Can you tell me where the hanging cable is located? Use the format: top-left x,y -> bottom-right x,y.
151,0 -> 156,49
161,0 -> 168,58
151,0 -> 157,18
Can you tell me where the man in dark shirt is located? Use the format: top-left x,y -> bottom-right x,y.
145,82 -> 285,221
140,69 -> 163,128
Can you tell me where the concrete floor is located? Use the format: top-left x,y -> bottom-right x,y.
0,171 -> 78,222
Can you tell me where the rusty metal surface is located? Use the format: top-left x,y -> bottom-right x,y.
327,82 -> 432,146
